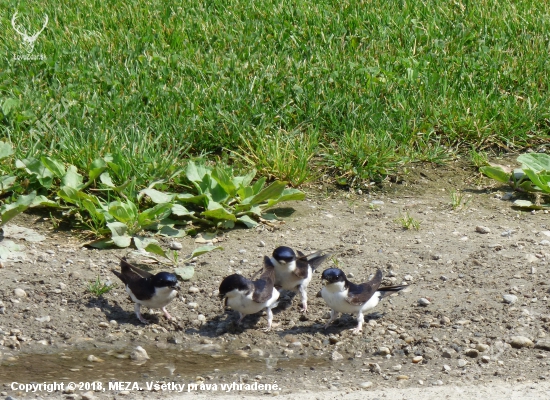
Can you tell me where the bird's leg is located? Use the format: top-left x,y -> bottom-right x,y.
298,285 -> 308,313
324,309 -> 338,329
134,303 -> 148,324
162,307 -> 172,320
350,312 -> 364,334
263,307 -> 274,332
236,312 -> 245,325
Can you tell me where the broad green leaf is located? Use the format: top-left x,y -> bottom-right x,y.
132,236 -> 159,251
252,177 -> 266,194
109,201 -> 138,223
248,180 -> 287,205
58,186 -> 81,205
232,169 -> 256,188
175,193 -> 208,206
159,225 -> 187,237
40,156 -> 66,178
480,166 -> 510,184
518,180 -> 540,193
100,172 -> 115,187
174,265 -> 194,280
1,98 -> 19,116
219,220 -> 235,228
237,215 -> 258,228
186,160 -> 210,183
87,238 -> 114,249
82,199 -> 105,222
517,153 -> 550,172
237,185 -> 254,201
138,203 -> 173,227
191,245 -> 222,258
523,169 -> 550,193
61,165 -> 84,189
0,141 -> 14,159
139,188 -> 175,203
0,192 -> 36,225
144,243 -> 168,258
30,195 -> 58,208
16,157 -> 53,180
0,176 -> 16,193
107,221 -> 129,237
512,199 -> 550,210
88,158 -> 107,181
111,235 -> 132,248
171,204 -> 194,216
212,167 -> 236,197
277,188 -> 306,202
202,202 -> 237,221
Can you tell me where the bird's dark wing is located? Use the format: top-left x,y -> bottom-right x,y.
378,284 -> 408,299
345,269 -> 383,305
253,257 -> 276,303
111,258 -> 152,286
294,250 -> 331,278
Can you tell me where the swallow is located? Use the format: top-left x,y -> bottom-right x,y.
320,268 -> 407,334
219,258 -> 280,331
111,258 -> 179,324
270,246 -> 330,313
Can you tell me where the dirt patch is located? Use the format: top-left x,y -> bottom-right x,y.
1,159 -> 550,398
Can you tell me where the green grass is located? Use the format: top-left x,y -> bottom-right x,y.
395,212 -> 421,230
87,276 -> 115,297
2,0 -> 550,185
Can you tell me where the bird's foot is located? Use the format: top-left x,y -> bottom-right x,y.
162,307 -> 172,320
349,326 -> 363,335
323,322 -> 331,330
300,304 -> 308,313
262,326 -> 272,332
137,314 -> 149,325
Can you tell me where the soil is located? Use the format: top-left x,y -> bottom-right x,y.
1,158 -> 550,399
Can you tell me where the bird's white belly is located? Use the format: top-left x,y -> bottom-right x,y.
321,287 -> 381,314
227,289 -> 280,315
127,285 -> 177,309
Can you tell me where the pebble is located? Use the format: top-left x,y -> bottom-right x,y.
404,275 -> 413,281
475,226 -> 491,234
418,298 -> 431,306
14,288 -> 26,297
369,363 -> 381,374
86,355 -> 103,362
98,322 -> 109,328
476,344 -> 489,352
259,241 -> 266,247
378,347 -> 391,356
540,240 -> 550,246
412,356 -> 423,363
331,351 -> 344,361
396,375 -> 409,380
503,294 -> 518,304
187,302 -> 198,309
510,336 -> 534,348
442,365 -> 451,372
109,320 -> 118,327
534,340 -> 550,351
170,241 -> 183,250
35,316 -> 51,323
81,391 -> 96,400
481,356 -> 491,363
464,349 -> 479,358
457,359 -> 468,368
392,365 -> 402,371
359,381 -> 373,389
130,346 -> 149,361
188,287 -> 200,294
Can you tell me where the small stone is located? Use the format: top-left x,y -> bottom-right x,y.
481,356 -> 490,363
98,322 -> 109,328
404,275 -> 413,281
170,241 -> 183,250
503,294 -> 518,304
14,288 -> 26,297
188,286 -> 200,294
509,336 -> 534,348
534,340 -> 550,351
476,226 -> 491,234
109,320 -> 118,327
412,356 -> 423,363
431,254 -> 442,260
130,346 -> 149,361
440,316 -> 451,325
442,365 -> 451,372
392,365 -> 402,371
35,316 -> 51,323
86,355 -> 103,362
476,344 -> 489,352
234,350 -> 248,358
378,347 -> 391,356
81,391 -> 96,400
540,240 -> 550,246
259,241 -> 266,247
501,192 -> 513,200
369,363 -> 381,374
457,359 -> 468,368
331,351 -> 344,361
418,298 -> 431,306
187,302 -> 198,309
359,381 -> 373,389
396,375 -> 409,380
464,349 -> 479,358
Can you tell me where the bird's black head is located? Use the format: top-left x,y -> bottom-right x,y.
219,274 -> 249,299
272,246 -> 296,264
152,272 -> 179,289
321,268 -> 347,284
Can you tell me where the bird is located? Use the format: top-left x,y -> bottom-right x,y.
111,258 -> 179,324
320,268 -> 407,334
219,258 -> 280,331
270,246 -> 330,313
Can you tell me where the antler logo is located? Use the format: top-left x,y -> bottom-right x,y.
11,12 -> 48,54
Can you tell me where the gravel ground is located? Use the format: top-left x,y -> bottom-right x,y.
1,159 -> 550,399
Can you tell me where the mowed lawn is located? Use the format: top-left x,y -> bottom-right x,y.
2,0 -> 550,185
